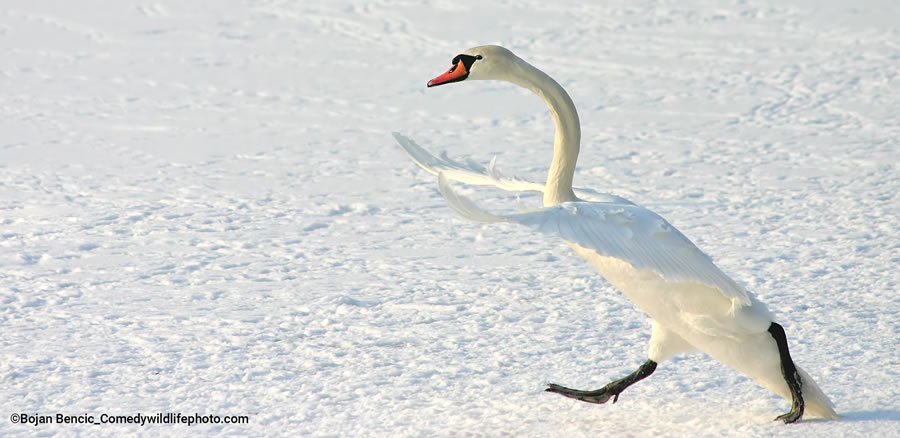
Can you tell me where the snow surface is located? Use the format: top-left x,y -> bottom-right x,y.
2,0 -> 898,436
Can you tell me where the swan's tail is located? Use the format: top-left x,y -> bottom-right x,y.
797,366 -> 839,419
756,363 -> 838,420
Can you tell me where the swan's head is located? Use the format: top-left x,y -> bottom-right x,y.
427,45 -> 520,87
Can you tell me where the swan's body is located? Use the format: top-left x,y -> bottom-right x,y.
395,45 -> 837,422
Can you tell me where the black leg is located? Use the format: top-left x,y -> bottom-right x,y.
768,322 -> 804,423
546,360 -> 657,404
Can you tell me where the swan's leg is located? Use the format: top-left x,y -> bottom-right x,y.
768,322 -> 804,423
545,360 -> 657,404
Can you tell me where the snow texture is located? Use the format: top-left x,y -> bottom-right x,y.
2,0 -> 898,436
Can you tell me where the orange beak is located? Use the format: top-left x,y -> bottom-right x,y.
427,60 -> 469,87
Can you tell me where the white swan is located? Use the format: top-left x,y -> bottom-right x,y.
393,45 -> 837,422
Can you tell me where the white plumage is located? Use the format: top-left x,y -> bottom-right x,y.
395,45 -> 837,421
395,132 -> 633,205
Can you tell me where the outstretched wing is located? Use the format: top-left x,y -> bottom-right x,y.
393,132 -> 634,205
437,173 -> 751,308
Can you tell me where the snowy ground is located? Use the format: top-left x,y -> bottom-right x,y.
2,0 -> 898,436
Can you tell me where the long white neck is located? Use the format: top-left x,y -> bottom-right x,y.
505,59 -> 581,206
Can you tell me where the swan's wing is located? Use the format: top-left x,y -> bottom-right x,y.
438,173 -> 751,308
393,132 -> 634,204
393,132 -> 543,193
572,188 -> 635,205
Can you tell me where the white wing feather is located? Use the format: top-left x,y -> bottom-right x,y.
437,173 -> 751,308
393,132 -> 634,205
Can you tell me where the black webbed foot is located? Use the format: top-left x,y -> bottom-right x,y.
545,383 -> 621,404
546,360 -> 657,405
774,405 -> 803,424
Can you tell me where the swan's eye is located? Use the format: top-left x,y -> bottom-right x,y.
427,54 -> 479,87
454,54 -> 481,72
